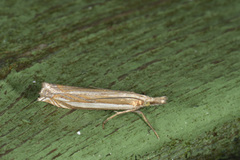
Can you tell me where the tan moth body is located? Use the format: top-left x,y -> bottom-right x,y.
38,82 -> 167,139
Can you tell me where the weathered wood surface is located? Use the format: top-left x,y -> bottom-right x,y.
0,0 -> 239,159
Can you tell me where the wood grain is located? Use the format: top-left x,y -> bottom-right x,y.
0,0 -> 239,159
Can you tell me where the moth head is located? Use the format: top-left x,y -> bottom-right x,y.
37,83 -> 55,101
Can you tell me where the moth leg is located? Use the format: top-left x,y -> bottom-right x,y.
102,109 -> 136,129
133,110 -> 159,139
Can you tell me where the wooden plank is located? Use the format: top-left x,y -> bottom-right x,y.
0,0 -> 239,159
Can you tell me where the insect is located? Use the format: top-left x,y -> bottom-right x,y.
38,82 -> 167,139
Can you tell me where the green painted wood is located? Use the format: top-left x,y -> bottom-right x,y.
0,0 -> 239,159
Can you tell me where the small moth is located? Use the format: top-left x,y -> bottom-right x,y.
38,82 -> 167,139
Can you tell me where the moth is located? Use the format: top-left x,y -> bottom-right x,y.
38,82 -> 167,139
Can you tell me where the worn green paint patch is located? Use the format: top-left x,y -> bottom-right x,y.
1,0 -> 240,159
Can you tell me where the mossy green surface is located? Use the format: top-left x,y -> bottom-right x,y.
0,0 -> 239,159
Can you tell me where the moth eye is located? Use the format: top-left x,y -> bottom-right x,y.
40,89 -> 54,98
44,90 -> 50,96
